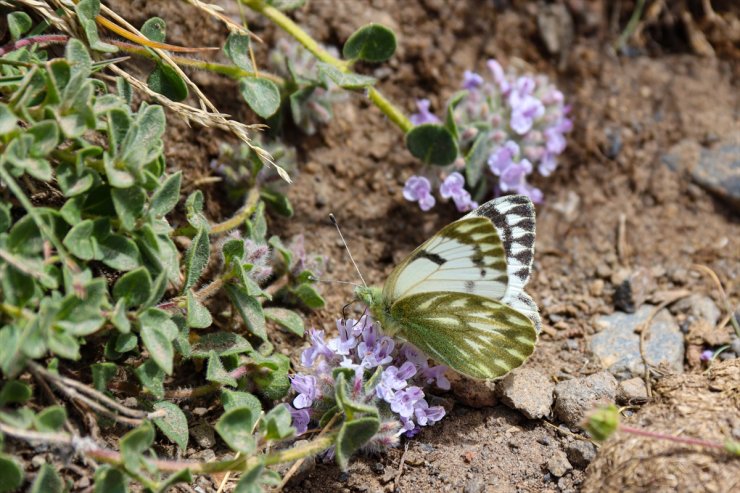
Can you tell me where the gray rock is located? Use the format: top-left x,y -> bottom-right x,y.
591,305 -> 684,380
613,268 -> 653,313
499,368 -> 555,419
553,372 -> 618,428
565,441 -> 597,468
189,422 -> 216,449
672,294 -> 721,326
616,377 -> 649,404
692,137 -> 740,208
547,450 -> 573,477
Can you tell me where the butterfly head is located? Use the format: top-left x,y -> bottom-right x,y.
354,285 -> 383,308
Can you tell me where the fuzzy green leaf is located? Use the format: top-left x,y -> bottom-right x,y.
140,320 -> 175,375
342,23 -> 396,62
264,308 -> 304,336
405,124 -> 458,166
224,33 -> 253,72
206,351 -> 237,387
186,290 -> 212,329
260,404 -> 294,441
221,390 -> 262,414
182,227 -> 210,292
112,186 -> 146,231
8,12 -> 32,41
148,64 -> 189,102
240,78 -> 281,118
0,104 -> 17,136
153,401 -> 189,449
191,332 -> 252,359
316,63 -> 376,90
216,407 -> 258,454
33,406 -> 67,432
94,466 -> 128,493
294,283 -> 326,309
74,0 -> 117,52
0,454 -> 24,493
99,233 -> 142,271
92,362 -> 118,392
113,267 -> 152,307
134,359 -> 165,399
141,17 -> 167,42
149,171 -> 182,217
335,417 -> 380,471
120,421 -> 155,472
29,463 -> 64,493
225,285 -> 267,341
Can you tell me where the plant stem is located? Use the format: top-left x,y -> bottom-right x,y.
210,186 -> 261,235
0,34 -> 69,56
240,0 -> 413,133
369,87 -> 413,132
619,425 -> 728,451
241,0 -> 348,71
0,422 -> 336,474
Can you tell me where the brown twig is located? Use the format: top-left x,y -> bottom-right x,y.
636,291 -> 691,398
692,264 -> 739,337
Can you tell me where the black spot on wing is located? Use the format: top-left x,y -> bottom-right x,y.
513,268 -> 529,281
513,249 -> 533,266
464,280 -> 475,292
413,251 -> 446,265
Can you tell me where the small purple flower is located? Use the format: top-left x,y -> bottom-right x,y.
300,329 -> 336,367
462,70 -> 484,90
488,141 -> 520,176
400,417 -> 420,437
400,344 -> 428,368
376,362 -> 417,402
516,182 -> 544,204
410,99 -> 441,125
420,365 -> 451,390
499,159 -> 533,192
356,324 -> 395,368
403,176 -> 436,211
486,59 -> 510,94
413,399 -> 445,426
439,172 -> 478,213
288,405 -> 310,435
700,349 -> 714,362
544,128 -> 567,155
328,319 -> 359,356
390,386 -> 424,418
291,374 -> 320,409
538,153 -> 557,177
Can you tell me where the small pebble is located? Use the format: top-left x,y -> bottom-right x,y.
547,450 -> 573,477
566,441 -> 597,468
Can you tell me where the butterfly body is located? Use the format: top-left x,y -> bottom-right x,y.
356,195 -> 541,380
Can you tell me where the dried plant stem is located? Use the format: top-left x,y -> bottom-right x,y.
692,264 -> 739,337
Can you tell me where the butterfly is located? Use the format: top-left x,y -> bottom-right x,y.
355,194 -> 541,380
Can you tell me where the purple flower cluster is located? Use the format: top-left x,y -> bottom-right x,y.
406,59 -> 572,209
288,315 -> 447,438
404,172 -> 477,213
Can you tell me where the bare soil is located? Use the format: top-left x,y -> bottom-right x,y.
46,0 -> 740,491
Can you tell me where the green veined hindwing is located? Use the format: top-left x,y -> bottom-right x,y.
355,194 -> 540,380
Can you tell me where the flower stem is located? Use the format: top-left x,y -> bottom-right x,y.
618,425 -> 728,451
240,0 -> 413,133
240,0 -> 348,71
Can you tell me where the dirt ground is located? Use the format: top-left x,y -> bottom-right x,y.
81,0 -> 740,491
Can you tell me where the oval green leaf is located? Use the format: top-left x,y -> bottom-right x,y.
342,23 -> 396,63
239,78 -> 281,119
405,124 -> 458,166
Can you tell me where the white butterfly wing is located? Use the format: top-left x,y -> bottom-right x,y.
384,195 -> 541,333
383,215 -> 509,301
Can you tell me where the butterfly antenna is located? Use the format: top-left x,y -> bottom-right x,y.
329,213 -> 367,287
307,275 -> 361,288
